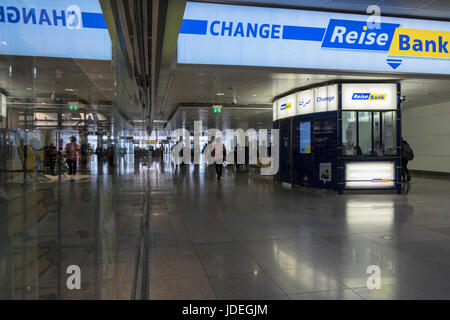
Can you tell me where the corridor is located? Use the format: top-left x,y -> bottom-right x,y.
3,157 -> 449,299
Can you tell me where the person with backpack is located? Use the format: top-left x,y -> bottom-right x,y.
64,136 -> 80,175
401,137 -> 414,182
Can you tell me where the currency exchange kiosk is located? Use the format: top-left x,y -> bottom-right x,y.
273,81 -> 402,194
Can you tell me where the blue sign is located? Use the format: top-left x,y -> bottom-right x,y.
178,2 -> 450,75
300,122 -> 311,154
321,19 -> 399,51
0,0 -> 111,60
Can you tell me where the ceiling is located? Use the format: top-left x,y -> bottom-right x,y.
196,0 -> 450,20
160,63 -> 450,132
3,0 -> 450,135
0,56 -> 114,104
0,55 -> 116,119
151,0 -> 450,133
166,104 -> 273,131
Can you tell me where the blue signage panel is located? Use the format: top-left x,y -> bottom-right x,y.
177,2 -> 450,75
0,0 -> 111,60
300,122 -> 311,154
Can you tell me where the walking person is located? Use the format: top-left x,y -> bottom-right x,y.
80,143 -> 88,167
45,142 -> 57,175
401,137 -> 414,182
108,145 -> 115,167
212,137 -> 226,181
65,136 -> 80,175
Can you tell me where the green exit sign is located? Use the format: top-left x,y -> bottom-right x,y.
69,104 -> 78,111
212,105 -> 222,113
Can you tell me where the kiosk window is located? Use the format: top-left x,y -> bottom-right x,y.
342,111 -> 397,156
358,112 -> 372,155
342,112 -> 356,155
373,112 -> 381,154
382,111 -> 396,155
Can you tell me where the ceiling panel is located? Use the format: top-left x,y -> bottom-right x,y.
161,63 -> 450,133
420,0 -> 450,11
194,0 -> 450,20
0,56 -> 115,107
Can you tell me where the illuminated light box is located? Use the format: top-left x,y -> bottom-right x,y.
345,161 -> 395,189
0,0 -> 111,60
273,84 -> 338,121
314,86 -> 328,113
327,85 -> 338,111
342,83 -> 397,110
296,89 -> 314,115
0,93 -> 6,118
277,94 -> 296,119
178,2 -> 450,75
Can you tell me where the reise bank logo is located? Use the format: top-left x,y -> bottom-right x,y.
352,93 -> 387,100
280,102 -> 292,111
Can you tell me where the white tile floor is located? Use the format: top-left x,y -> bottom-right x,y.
2,157 -> 450,299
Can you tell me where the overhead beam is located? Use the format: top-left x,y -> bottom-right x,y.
151,0 -> 187,123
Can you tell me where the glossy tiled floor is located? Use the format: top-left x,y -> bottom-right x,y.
1,155 -> 450,299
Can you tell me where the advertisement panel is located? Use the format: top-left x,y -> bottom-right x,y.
299,121 -> 311,154
178,2 -> 450,75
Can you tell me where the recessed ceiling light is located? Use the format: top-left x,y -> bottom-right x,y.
216,92 -> 224,96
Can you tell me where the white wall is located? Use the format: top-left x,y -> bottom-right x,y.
403,100 -> 450,173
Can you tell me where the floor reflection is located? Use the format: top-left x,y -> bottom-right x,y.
1,154 -> 450,299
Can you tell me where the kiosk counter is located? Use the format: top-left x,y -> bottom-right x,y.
273,81 -> 402,194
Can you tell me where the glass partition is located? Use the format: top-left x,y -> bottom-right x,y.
342,110 -> 397,156
373,112 -> 381,155
358,112 -> 372,155
382,111 -> 397,155
342,111 -> 357,155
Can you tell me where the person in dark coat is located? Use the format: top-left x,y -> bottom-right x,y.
401,138 -> 414,182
